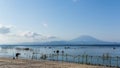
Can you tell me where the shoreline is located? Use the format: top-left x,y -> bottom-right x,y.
0,57 -> 114,68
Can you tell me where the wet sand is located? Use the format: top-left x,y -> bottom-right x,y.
0,58 -> 114,68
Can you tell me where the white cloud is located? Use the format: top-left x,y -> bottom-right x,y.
0,24 -> 13,34
20,31 -> 57,40
0,24 -> 57,44
0,26 -> 10,34
43,23 -> 48,28
0,31 -> 58,44
21,31 -> 42,38
19,31 -> 45,41
47,36 -> 57,39
3,31 -> 57,43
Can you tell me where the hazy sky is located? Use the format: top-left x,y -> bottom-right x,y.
0,0 -> 120,44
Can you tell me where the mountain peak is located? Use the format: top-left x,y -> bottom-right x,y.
71,35 -> 100,41
70,35 -> 107,44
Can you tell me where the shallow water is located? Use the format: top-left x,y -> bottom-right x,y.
0,45 -> 120,67
0,45 -> 120,57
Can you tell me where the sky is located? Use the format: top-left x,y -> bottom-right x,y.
0,0 -> 120,44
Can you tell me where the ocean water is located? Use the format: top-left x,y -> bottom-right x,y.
0,45 -> 120,66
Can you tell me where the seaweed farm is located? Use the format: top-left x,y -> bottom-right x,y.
0,45 -> 120,67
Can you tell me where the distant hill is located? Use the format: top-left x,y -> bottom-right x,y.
69,35 -> 110,44
19,41 -> 68,45
18,35 -> 117,45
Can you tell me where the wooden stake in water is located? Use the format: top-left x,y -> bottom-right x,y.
56,50 -> 59,61
62,51 -> 64,62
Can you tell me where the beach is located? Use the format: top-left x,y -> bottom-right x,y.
0,58 -> 113,68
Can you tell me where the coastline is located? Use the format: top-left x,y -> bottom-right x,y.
0,57 -> 113,68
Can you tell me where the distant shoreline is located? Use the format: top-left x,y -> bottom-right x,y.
0,44 -> 120,46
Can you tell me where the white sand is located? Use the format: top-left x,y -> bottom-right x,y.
0,58 -> 114,68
